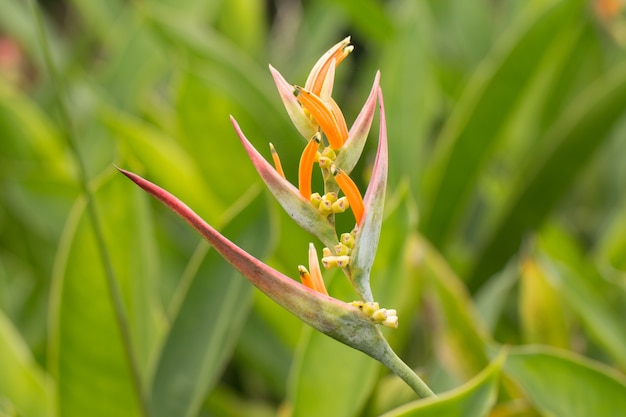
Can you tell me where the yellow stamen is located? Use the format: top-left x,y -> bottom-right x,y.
294,86 -> 346,149
269,143 -> 286,179
332,166 -> 364,225
298,133 -> 321,199
308,243 -> 328,295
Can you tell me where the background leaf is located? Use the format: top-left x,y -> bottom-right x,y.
0,310 -> 52,417
49,170 -> 160,417
380,354 -> 501,417
505,346 -> 626,417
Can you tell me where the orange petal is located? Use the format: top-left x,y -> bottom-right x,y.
298,266 -> 315,291
305,37 -> 354,96
332,166 -> 364,225
328,98 -> 349,144
298,133 -> 321,199
294,86 -> 346,149
269,143 -> 286,179
307,243 -> 329,295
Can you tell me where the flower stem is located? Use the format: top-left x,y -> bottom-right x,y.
378,337 -> 436,398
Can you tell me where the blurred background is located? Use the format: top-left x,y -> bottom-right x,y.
1,0 -> 626,416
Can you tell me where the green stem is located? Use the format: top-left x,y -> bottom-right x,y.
379,338 -> 436,398
29,3 -> 150,416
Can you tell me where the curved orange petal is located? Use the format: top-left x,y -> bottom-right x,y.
298,133 -> 321,199
332,166 -> 364,225
294,86 -> 346,149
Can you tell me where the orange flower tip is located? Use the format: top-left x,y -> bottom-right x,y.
293,86 -> 302,98
269,143 -> 286,179
298,265 -> 315,290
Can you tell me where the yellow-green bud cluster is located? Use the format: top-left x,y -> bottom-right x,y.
350,301 -> 399,328
317,147 -> 336,169
310,192 -> 350,216
321,232 -> 356,270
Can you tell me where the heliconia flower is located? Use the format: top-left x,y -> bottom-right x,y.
118,38 -> 435,398
117,167 -> 433,398
232,86 -> 387,302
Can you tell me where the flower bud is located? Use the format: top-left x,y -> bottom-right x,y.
362,302 -> 380,316
323,192 -> 338,203
334,242 -> 351,256
332,197 -> 349,213
310,192 -> 322,208
318,156 -> 332,169
321,147 -> 336,160
340,233 -> 355,248
335,255 -> 350,268
321,256 -> 337,269
382,316 -> 399,329
318,199 -> 333,215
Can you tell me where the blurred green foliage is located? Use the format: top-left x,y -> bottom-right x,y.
1,0 -> 626,416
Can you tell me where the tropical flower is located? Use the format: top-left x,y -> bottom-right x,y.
119,38 -> 434,398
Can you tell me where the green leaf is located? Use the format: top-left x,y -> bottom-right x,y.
419,236 -> 490,381
322,0 -> 393,41
518,257 -> 570,348
536,245 -> 626,368
422,0 -> 585,247
380,0 -> 436,189
380,354 -> 502,417
505,346 -> 626,417
468,60 -> 626,291
0,311 -> 52,417
149,189 -> 272,417
144,6 -> 290,138
102,107 -> 224,225
174,72 -> 258,205
49,169 -> 160,417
